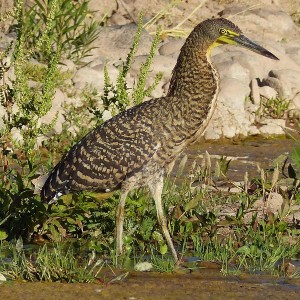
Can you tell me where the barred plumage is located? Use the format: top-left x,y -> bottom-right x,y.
41,18 -> 278,261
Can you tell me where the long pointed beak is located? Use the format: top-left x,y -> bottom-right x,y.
233,35 -> 279,60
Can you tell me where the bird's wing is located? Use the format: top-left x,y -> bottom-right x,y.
41,97 -> 166,201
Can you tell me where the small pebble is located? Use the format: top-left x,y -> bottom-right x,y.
0,273 -> 7,282
134,262 -> 153,272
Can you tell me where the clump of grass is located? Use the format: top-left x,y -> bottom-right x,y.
0,240 -> 104,282
257,96 -> 290,119
151,254 -> 177,272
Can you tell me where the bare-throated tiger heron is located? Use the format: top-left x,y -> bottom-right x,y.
41,18 -> 278,261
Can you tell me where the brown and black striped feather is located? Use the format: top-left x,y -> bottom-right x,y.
41,96 -> 177,202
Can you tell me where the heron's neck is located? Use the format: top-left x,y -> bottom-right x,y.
168,40 -> 218,96
166,41 -> 219,132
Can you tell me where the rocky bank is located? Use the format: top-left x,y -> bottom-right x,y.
1,0 -> 300,141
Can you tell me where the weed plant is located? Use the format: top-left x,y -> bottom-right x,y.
0,0 -> 63,240
21,0 -> 99,64
257,96 -> 290,119
91,13 -> 163,123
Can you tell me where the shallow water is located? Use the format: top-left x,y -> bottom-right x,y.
181,137 -> 296,182
1,268 -> 300,300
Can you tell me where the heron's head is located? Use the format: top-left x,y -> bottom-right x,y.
195,18 -> 279,60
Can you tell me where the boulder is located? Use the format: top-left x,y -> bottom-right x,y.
205,78 -> 251,139
259,118 -> 286,136
88,0 -> 117,20
89,24 -> 153,62
264,69 -> 300,99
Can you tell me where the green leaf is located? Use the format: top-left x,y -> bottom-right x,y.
184,197 -> 199,211
236,205 -> 244,220
0,230 -> 8,241
160,244 -> 168,255
236,245 -> 250,255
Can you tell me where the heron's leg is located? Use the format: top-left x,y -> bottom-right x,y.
116,191 -> 128,256
148,176 -> 178,262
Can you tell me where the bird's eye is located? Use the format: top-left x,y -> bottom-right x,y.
219,28 -> 227,35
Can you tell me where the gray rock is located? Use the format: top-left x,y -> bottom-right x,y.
0,272 -> 6,282
264,69 -> 300,99
88,0 -> 117,20
259,86 -> 277,99
32,174 -> 49,195
89,58 -> 104,68
89,24 -> 153,62
221,7 -> 298,41
252,192 -> 284,216
245,102 -> 259,115
287,53 -> 300,66
130,55 -> 176,81
59,59 -> 76,74
0,0 -> 14,32
290,93 -> 300,110
218,61 -> 250,83
250,79 -> 260,105
73,66 -> 105,92
108,12 -> 131,26
102,110 -> 112,122
287,108 -> 300,122
0,104 -> 6,130
205,78 -> 251,139
248,125 -> 260,136
292,204 -> 300,223
159,39 -> 185,57
134,261 -> 153,272
0,32 -> 14,51
266,192 -> 284,214
286,47 -> 300,56
11,127 -> 23,144
259,118 -> 286,136
213,48 -> 279,81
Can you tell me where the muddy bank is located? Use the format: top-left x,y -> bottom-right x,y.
1,269 -> 300,300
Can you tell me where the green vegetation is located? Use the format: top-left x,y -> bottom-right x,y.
0,0 -> 299,284
98,13 -> 163,118
21,0 -> 99,64
257,96 -> 290,119
0,239 -> 105,282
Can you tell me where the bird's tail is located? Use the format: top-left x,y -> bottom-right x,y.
40,160 -> 70,203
